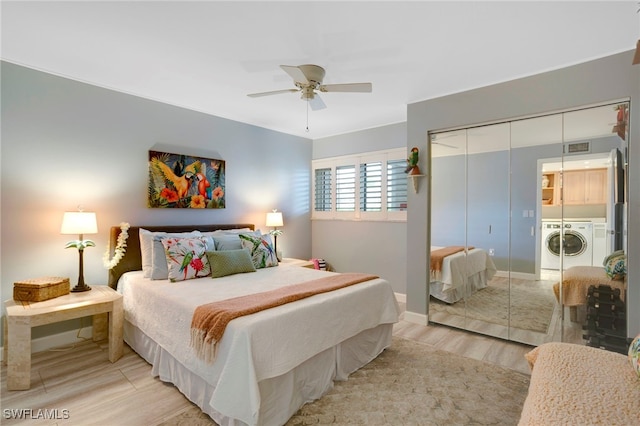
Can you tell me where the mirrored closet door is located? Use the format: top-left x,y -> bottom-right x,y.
428,101 -> 630,347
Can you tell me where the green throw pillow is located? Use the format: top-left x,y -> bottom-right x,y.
206,249 -> 256,278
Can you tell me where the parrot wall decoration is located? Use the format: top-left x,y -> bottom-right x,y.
151,157 -> 200,199
148,150 -> 226,209
196,172 -> 210,198
404,146 -> 421,175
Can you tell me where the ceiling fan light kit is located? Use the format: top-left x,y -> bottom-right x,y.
247,64 -> 372,112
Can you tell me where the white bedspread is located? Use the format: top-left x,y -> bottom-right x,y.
118,265 -> 399,425
431,247 -> 497,292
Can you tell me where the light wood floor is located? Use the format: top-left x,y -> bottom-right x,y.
1,305 -> 537,425
428,273 -> 586,348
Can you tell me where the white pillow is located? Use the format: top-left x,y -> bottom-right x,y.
208,230 -> 261,251
200,228 -> 252,237
139,228 -> 200,278
213,234 -> 243,251
139,228 -> 156,278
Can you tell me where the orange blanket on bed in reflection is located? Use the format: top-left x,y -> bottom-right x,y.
190,272 -> 378,363
430,246 -> 474,274
552,266 -> 626,306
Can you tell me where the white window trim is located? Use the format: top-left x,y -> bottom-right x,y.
312,148 -> 408,222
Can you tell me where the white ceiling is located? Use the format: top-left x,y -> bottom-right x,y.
2,1 -> 638,139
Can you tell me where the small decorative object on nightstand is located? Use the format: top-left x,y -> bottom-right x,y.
13,276 -> 70,302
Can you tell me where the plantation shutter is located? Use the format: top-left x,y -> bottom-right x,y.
360,161 -> 383,212
387,159 -> 408,211
314,167 -> 332,212
336,165 -> 356,211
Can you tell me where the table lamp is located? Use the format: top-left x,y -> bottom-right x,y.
266,209 -> 283,261
61,210 -> 98,292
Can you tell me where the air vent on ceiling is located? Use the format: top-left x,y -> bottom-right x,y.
564,141 -> 591,155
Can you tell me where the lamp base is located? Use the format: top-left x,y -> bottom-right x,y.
71,283 -> 92,292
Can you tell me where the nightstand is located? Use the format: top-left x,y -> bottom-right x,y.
3,285 -> 123,390
280,258 -> 315,268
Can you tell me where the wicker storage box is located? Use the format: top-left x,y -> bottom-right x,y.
13,277 -> 70,302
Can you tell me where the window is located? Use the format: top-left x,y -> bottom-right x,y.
312,148 -> 408,221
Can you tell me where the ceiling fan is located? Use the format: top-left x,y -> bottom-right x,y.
247,64 -> 372,110
431,133 -> 460,149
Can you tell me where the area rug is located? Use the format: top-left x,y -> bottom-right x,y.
157,337 -> 530,425
430,278 -> 556,333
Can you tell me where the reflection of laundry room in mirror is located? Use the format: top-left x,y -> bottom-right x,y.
539,144 -> 624,275
428,99 -> 629,348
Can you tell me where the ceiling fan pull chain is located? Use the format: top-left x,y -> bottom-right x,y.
306,100 -> 310,132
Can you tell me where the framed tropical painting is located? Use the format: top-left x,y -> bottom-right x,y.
148,150 -> 225,209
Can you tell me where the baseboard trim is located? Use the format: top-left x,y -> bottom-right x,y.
403,311 -> 428,326
0,327 -> 94,362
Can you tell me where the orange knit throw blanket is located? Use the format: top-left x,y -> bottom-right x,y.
190,272 -> 378,363
430,246 -> 473,273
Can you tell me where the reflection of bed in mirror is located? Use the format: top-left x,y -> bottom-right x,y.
430,246 -> 497,304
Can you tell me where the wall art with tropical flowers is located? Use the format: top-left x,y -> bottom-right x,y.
148,150 -> 225,209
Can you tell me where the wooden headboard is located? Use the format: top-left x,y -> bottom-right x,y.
107,223 -> 255,288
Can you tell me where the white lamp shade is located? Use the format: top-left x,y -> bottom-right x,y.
266,211 -> 283,227
60,211 -> 98,235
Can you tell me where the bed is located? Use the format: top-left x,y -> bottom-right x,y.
552,265 -> 626,322
108,224 -> 399,426
429,246 -> 497,304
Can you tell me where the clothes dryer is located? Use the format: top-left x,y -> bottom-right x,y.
544,221 -> 593,270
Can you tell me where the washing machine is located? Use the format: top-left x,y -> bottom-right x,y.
541,222 -> 562,269
542,221 -> 593,270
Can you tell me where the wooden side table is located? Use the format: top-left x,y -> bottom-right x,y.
3,285 -> 123,390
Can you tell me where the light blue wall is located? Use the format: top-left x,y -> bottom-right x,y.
313,122 -> 406,159
407,50 -> 640,336
311,122 -> 408,294
1,61 -> 312,343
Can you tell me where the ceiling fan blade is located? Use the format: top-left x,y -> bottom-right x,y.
319,82 -> 372,93
308,95 -> 326,111
280,65 -> 309,84
433,142 -> 459,149
247,88 -> 298,98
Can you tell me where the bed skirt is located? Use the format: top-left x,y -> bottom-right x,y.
430,270 -> 489,304
124,320 -> 393,426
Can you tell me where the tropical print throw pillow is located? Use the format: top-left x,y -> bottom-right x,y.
161,237 -> 211,282
238,233 -> 278,269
